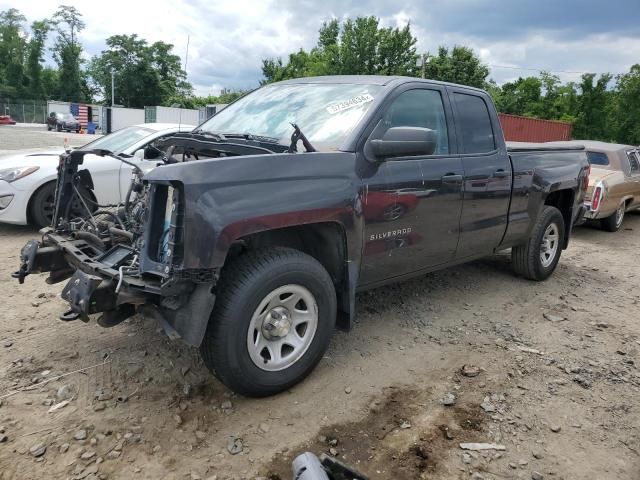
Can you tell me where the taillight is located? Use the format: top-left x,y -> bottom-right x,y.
592,185 -> 602,211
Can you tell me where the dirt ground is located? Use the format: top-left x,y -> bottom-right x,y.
0,128 -> 639,479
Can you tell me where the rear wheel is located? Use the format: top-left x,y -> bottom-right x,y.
601,203 -> 625,232
200,247 -> 336,397
56,124 -> 62,132
512,206 -> 565,281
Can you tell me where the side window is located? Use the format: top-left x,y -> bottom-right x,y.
586,151 -> 610,166
452,93 -> 496,154
376,89 -> 449,155
628,151 -> 640,173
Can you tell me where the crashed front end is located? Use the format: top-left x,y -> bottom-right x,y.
14,147 -> 218,346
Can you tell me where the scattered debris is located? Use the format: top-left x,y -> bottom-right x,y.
517,346 -> 544,355
48,399 -> 71,413
480,397 -> 496,413
459,443 -> 506,451
460,364 -> 481,377
74,429 -> 88,441
344,386 -> 352,394
550,425 -> 562,433
532,471 -> 544,480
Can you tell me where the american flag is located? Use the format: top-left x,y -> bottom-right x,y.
70,103 -> 89,129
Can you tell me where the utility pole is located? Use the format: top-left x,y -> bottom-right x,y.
421,53 -> 427,79
111,70 -> 115,107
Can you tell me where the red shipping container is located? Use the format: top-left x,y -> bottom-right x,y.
498,113 -> 572,142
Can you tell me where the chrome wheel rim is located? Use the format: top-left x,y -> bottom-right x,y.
247,284 -> 318,372
615,204 -> 625,228
540,223 -> 559,268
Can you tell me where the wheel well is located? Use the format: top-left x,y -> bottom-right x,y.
224,223 -> 350,327
26,180 -> 97,225
544,189 -> 574,247
226,223 -> 347,286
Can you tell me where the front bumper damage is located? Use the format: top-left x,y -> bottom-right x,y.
14,229 -> 217,345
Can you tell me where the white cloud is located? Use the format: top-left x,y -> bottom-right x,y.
1,0 -> 639,94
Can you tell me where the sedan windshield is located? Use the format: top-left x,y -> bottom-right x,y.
81,126 -> 155,154
199,83 -> 383,151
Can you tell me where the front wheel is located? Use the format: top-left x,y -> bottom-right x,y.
200,248 -> 337,397
512,206 -> 565,281
601,203 -> 625,232
29,182 -> 94,228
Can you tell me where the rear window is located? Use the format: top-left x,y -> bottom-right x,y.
452,93 -> 496,154
586,151 -> 610,166
628,150 -> 640,173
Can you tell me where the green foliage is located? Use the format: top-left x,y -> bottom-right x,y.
88,34 -> 191,108
52,5 -> 86,102
261,16 -> 418,83
608,65 -> 640,145
423,46 -> 489,89
0,8 -> 27,98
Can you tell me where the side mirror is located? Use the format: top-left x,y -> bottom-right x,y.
370,127 -> 437,160
133,149 -> 144,161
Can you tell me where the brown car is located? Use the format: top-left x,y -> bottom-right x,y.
550,140 -> 640,231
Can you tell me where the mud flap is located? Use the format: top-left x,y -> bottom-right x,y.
61,270 -> 105,322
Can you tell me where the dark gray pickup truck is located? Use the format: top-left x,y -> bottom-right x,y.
15,76 -> 590,396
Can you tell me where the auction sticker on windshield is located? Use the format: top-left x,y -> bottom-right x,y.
326,93 -> 374,114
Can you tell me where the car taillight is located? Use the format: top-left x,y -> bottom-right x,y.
592,185 -> 602,211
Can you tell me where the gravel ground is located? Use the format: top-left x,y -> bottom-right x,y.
0,125 -> 92,155
0,131 -> 639,480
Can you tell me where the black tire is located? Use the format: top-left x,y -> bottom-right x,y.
200,247 -> 337,397
601,203 -> 625,232
512,206 -> 565,281
29,182 -> 94,228
56,123 -> 62,132
47,125 -> 51,131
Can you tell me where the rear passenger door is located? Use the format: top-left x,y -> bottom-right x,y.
449,88 -> 512,258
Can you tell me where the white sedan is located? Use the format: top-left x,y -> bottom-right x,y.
0,123 -> 194,227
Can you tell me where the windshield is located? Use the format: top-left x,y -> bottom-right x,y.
199,83 -> 383,151
62,113 -> 75,121
81,126 -> 155,154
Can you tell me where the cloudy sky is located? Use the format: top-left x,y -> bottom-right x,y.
3,0 -> 640,96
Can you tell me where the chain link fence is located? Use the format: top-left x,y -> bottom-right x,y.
0,99 -> 48,124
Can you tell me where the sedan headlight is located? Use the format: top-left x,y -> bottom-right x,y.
0,166 -> 39,183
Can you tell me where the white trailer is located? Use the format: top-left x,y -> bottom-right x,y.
145,106 -> 199,126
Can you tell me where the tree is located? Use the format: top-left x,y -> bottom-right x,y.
423,46 -> 489,89
52,5 -> 86,102
25,20 -> 50,99
0,8 -> 27,98
572,73 -> 612,140
609,65 -> 640,145
88,34 -> 191,108
261,16 -> 418,83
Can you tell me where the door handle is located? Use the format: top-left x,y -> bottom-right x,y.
441,173 -> 462,183
493,169 -> 509,178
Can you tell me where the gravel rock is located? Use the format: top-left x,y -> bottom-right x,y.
56,385 -> 73,401
462,452 -> 472,464
543,313 -> 565,322
226,437 -> 243,455
532,472 -> 544,480
258,423 -> 270,433
550,425 -> 561,433
30,442 -> 46,457
329,447 -> 338,456
532,450 -> 543,459
74,429 -> 88,441
440,393 -> 456,406
344,386 -> 352,394
60,443 -> 69,453
195,430 -> 206,441
81,450 -> 96,460
221,401 -> 233,410
173,414 -> 183,425
3,340 -> 12,348
480,396 -> 496,413
461,364 -> 481,377
0,434 -> 7,443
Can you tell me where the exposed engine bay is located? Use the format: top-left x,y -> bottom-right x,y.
13,131 -> 298,341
